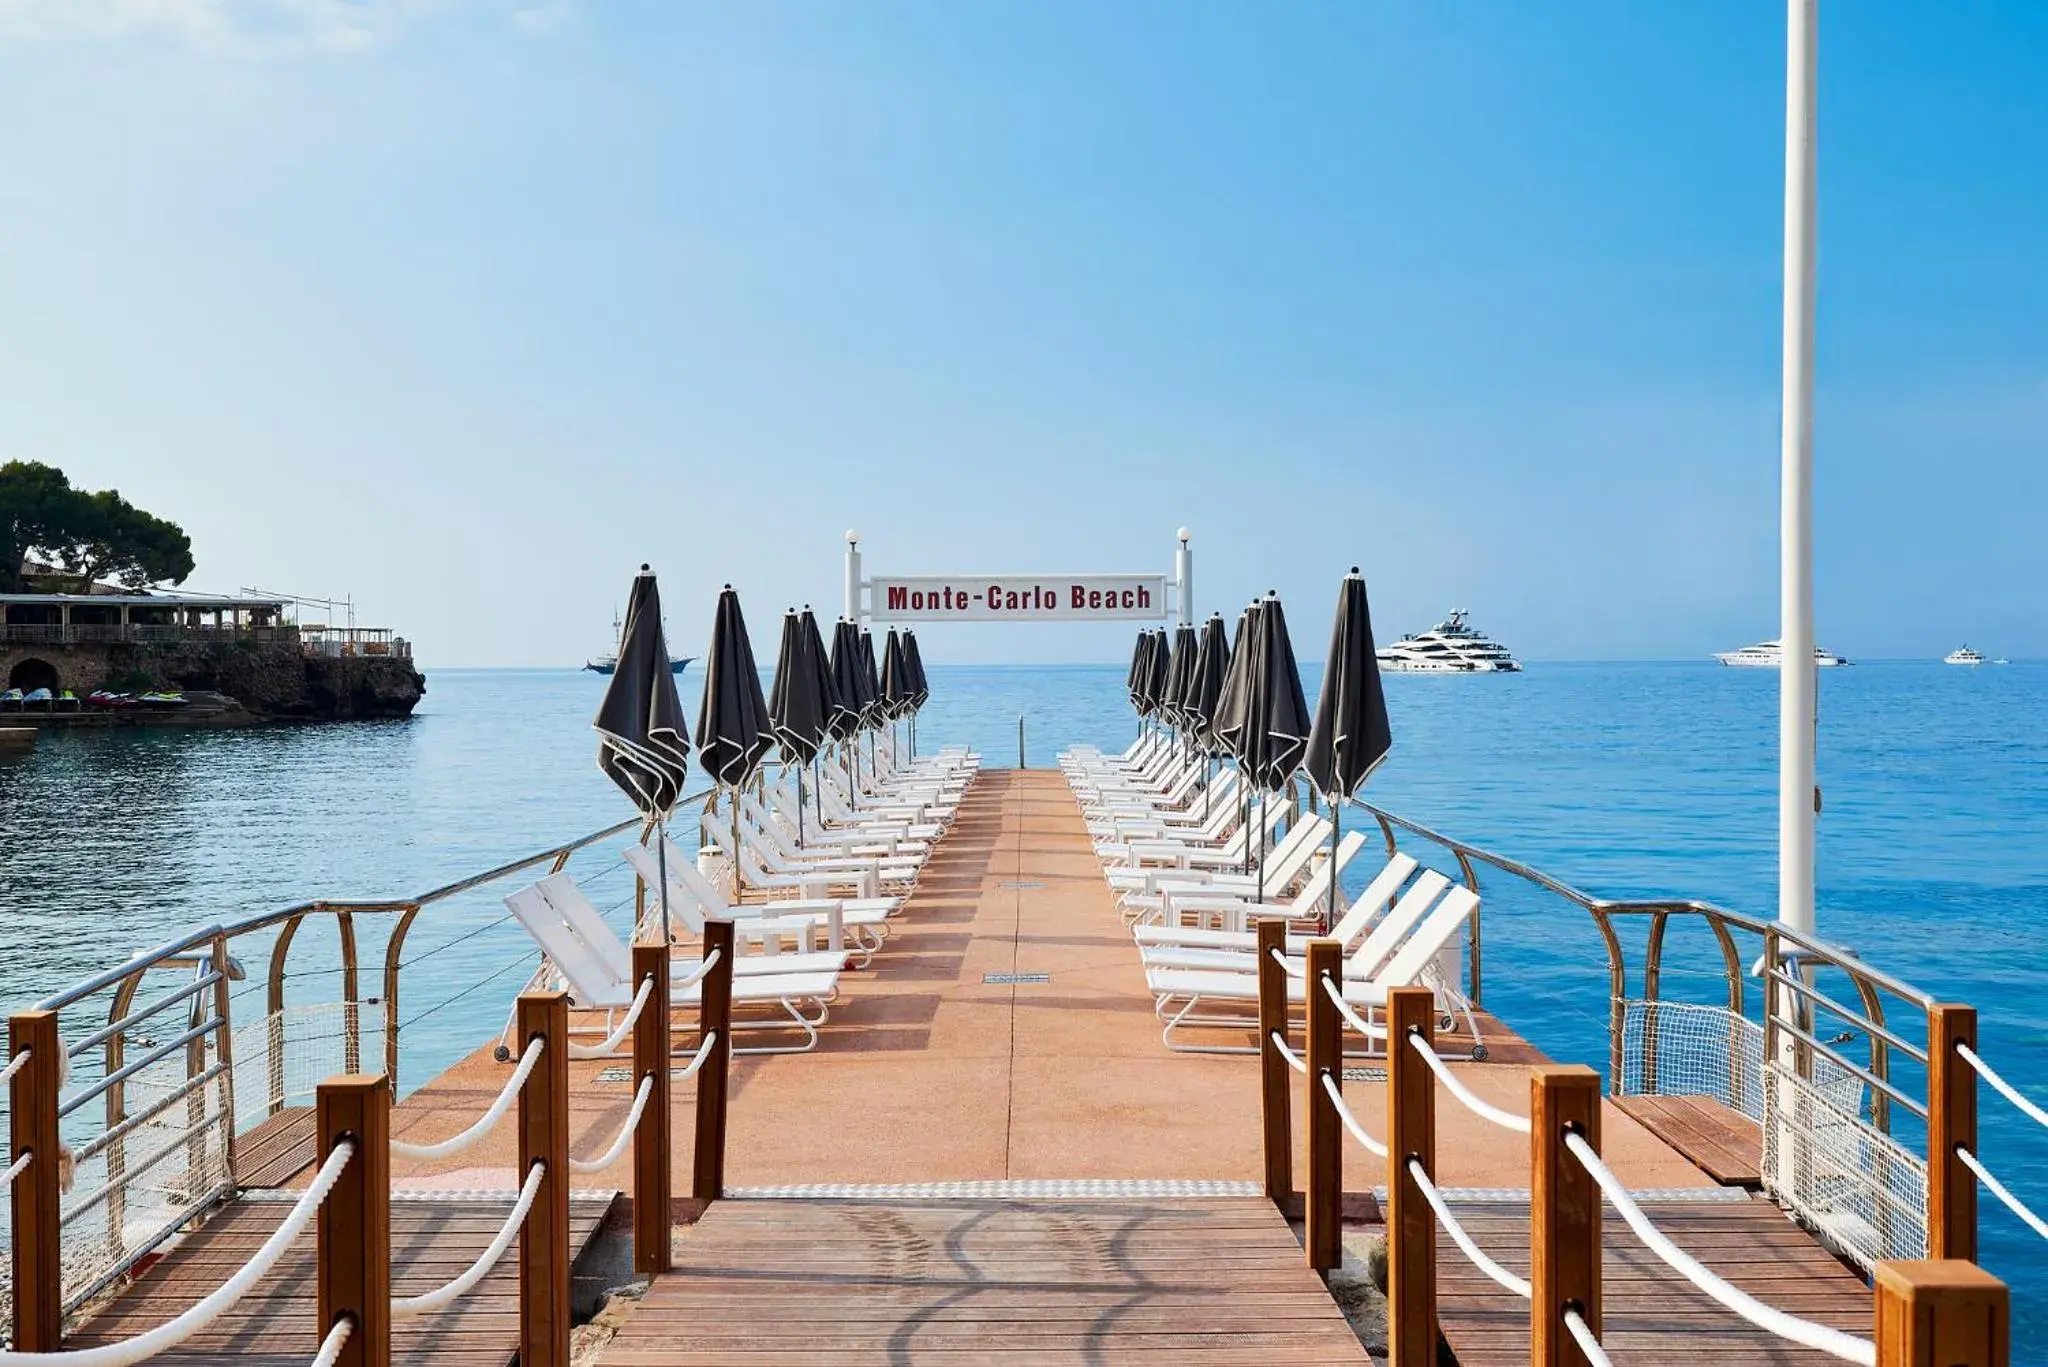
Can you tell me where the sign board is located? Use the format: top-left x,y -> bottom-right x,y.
870,574 -> 1169,623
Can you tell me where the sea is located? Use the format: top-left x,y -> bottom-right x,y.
3,661 -> 2046,1351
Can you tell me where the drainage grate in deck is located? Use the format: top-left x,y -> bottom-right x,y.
997,880 -> 1046,889
983,972 -> 1051,985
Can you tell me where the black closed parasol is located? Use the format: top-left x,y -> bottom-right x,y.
1303,568 -> 1393,922
769,606 -> 834,843
698,584 -> 774,870
902,630 -> 930,756
594,565 -> 692,942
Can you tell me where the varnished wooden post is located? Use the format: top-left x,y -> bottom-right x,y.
316,1074 -> 390,1367
1874,1260 -> 2007,1367
518,992 -> 571,1367
1926,1003 -> 1977,1262
1532,1065 -> 1602,1367
1386,985 -> 1438,1367
1256,918 -> 1293,1207
1303,938 -> 1343,1275
692,920 -> 737,1203
9,1011 -> 63,1352
632,944 -> 673,1275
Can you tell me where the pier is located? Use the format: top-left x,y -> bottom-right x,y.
3,767 -> 2018,1364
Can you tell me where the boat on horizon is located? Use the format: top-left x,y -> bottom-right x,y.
1945,645 -> 1986,666
585,608 -> 693,674
1376,609 -> 1521,673
1715,639 -> 1849,668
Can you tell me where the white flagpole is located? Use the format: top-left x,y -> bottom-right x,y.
1778,0 -> 1819,939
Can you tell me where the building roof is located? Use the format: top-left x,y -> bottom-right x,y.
0,591 -> 287,610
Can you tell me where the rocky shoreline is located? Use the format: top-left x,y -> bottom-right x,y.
0,640 -> 425,724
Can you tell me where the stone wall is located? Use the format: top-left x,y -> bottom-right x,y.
0,640 -> 424,720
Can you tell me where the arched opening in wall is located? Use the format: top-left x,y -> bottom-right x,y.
7,658 -> 60,693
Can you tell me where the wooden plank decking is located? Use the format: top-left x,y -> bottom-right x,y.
64,1192 -> 616,1365
1613,1094 -> 1764,1188
604,1194 -> 1374,1365
231,1105 -> 319,1189
1434,1194 -> 1871,1364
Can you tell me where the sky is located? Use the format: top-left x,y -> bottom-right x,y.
1,1 -> 2044,667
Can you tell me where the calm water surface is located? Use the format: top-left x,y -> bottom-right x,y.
3,661 -> 2045,1349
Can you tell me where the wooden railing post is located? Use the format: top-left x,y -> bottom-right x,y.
1303,938 -> 1343,1275
1386,985 -> 1438,1367
692,920 -> 737,1203
1532,1065 -> 1602,1367
9,1011 -> 63,1352
1255,918 -> 1293,1207
518,992 -> 571,1367
1874,1260 -> 2007,1366
1926,1003 -> 1977,1262
316,1073 -> 391,1367
632,943 -> 673,1275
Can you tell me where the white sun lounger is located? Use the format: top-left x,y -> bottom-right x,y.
625,841 -> 895,966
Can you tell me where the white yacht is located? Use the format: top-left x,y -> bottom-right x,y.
1377,609 -> 1522,673
1715,639 -> 1849,668
1944,645 -> 1986,666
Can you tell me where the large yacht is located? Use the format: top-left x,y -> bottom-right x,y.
1377,609 -> 1522,672
1944,645 -> 1986,666
1715,639 -> 1849,668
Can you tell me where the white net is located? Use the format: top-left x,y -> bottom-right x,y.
1762,1055 -> 1928,1269
228,1001 -> 389,1126
1619,999 -> 1765,1117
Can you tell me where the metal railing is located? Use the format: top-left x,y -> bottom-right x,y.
0,625 -> 299,648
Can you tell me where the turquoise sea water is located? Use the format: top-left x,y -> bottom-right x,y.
3,661 -> 2046,1350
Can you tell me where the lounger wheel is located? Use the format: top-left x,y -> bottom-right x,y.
493,1044 -> 512,1063
1469,1044 -> 1489,1062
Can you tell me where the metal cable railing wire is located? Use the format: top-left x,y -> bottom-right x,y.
1563,1307 -> 1613,1367
1405,1156 -> 1530,1299
0,1140 -> 355,1367
1405,1031 -> 1530,1134
1955,1145 -> 2048,1242
390,1037 -> 542,1161
1320,1073 -> 1388,1158
569,1074 -> 655,1175
389,1161 -> 546,1320
1561,1130 -> 1877,1365
1956,1040 -> 2048,1132
565,976 -> 655,1060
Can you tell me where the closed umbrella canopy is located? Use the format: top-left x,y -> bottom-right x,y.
1139,630 -> 1172,718
594,565 -> 692,814
856,628 -> 884,729
1303,569 -> 1393,800
827,619 -> 866,741
903,631 -> 930,711
1162,623 -> 1198,733
880,628 -> 913,720
1212,602 -> 1260,763
1241,591 -> 1312,793
769,607 -> 831,767
1126,630 -> 1154,713
697,584 -> 773,788
1187,613 -> 1232,756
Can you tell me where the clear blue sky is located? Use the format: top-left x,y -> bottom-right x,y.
2,2 -> 2043,665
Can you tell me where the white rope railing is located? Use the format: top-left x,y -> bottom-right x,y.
1562,1131 -> 1876,1365
1270,1031 -> 1307,1076
673,1030 -> 719,1080
675,947 -> 724,990
1957,1041 -> 2048,1132
0,1150 -> 30,1193
1563,1307 -> 1613,1367
1319,972 -> 1388,1041
390,1161 -> 545,1320
1955,1145 -> 2048,1242
1406,1157 -> 1530,1299
566,975 -> 655,1059
0,1049 -> 29,1088
308,1317 -> 353,1367
1320,1074 -> 1388,1158
1406,1032 -> 1529,1134
0,1141 -> 355,1367
391,1037 -> 543,1161
569,1075 -> 654,1175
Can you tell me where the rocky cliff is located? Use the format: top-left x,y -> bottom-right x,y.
5,639 -> 426,721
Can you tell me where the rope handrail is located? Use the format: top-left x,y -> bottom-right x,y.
569,1074 -> 655,1174
675,947 -> 724,990
566,975 -> 655,1059
390,1160 -> 545,1319
1270,1031 -> 1307,1076
1955,1145 -> 2048,1242
308,1317 -> 353,1367
391,1037 -> 542,1161
1562,1307 -> 1612,1367
0,1150 -> 30,1193
1,1048 -> 29,1087
1405,1156 -> 1530,1299
1561,1130 -> 1876,1365
1405,1032 -> 1529,1134
1317,971 -> 1389,1041
0,1140 -> 354,1367
1956,1040 -> 2048,1133
1320,1073 -> 1387,1159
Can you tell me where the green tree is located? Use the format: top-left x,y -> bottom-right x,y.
0,461 -> 195,592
